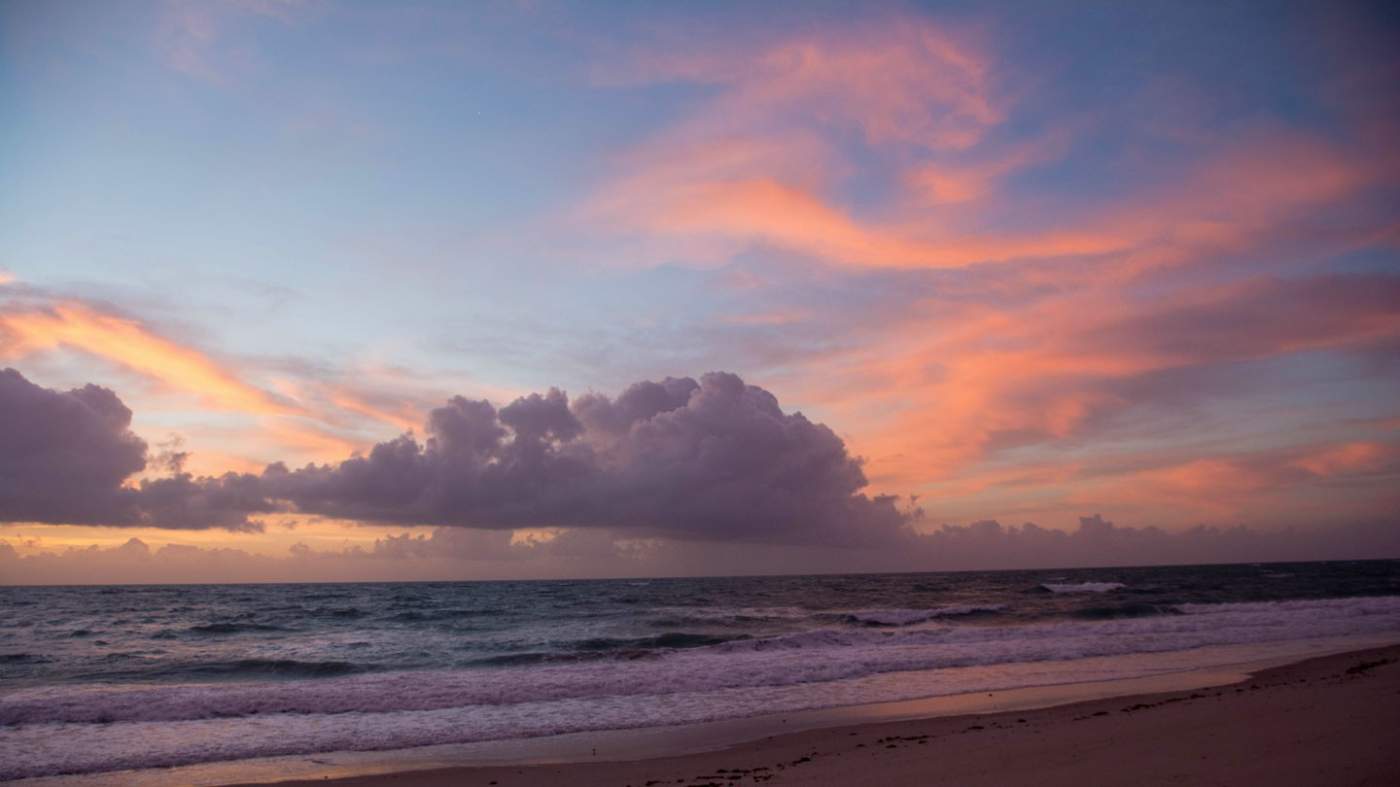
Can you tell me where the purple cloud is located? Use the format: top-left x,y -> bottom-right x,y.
0,368 -> 148,526
1,368 -> 908,544
267,372 -> 910,544
5,515 -> 1400,585
0,368 -> 270,531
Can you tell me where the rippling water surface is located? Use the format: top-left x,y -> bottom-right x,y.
3,560 -> 1399,780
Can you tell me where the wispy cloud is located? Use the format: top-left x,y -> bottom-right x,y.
0,298 -> 449,466
156,0 -> 311,82
573,10 -> 1400,533
0,301 -> 299,416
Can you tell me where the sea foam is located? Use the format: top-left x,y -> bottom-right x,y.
5,565 -> 1400,781
1041,581 -> 1126,593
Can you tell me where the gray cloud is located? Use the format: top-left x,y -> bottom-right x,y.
0,368 -> 908,544
4,515 -> 1399,585
0,368 -> 148,526
10,367 -> 1393,574
265,372 -> 910,544
904,515 -> 1400,570
0,367 -> 267,532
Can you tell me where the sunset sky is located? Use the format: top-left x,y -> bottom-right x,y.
2,0 -> 1398,582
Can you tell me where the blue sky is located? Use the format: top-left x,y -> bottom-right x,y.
1,0 -> 1397,578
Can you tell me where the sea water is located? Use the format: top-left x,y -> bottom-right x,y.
3,560 -> 1399,780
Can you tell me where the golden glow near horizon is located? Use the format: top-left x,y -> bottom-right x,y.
2,2 -> 1398,581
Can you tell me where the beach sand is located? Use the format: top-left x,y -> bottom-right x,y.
234,644 -> 1400,787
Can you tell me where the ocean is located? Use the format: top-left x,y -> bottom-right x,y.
3,560 -> 1400,781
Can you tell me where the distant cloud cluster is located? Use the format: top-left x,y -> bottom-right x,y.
3,359 -> 1396,583
0,368 -> 907,544
908,516 -> 1400,570
4,514 -> 1398,585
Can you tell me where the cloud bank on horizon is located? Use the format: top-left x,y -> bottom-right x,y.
5,514 -> 1399,585
2,365 -> 1398,582
0,367 -> 909,544
1,1 -> 1399,579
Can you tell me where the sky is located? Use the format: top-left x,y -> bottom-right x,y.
2,0 -> 1398,583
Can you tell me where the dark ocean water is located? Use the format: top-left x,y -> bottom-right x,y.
3,560 -> 1400,780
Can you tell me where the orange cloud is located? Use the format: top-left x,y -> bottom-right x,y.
903,128 -> 1076,206
1292,442 -> 1394,477
0,300 -> 385,468
606,19 -> 1000,151
1061,438 -> 1400,523
0,302 -> 298,416
596,122 -> 1379,274
324,388 -> 423,434
609,177 -> 1128,269
783,269 -> 1400,503
260,419 -> 364,461
588,9 -> 1391,283
586,17 -> 1132,271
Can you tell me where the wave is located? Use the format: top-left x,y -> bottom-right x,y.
0,653 -> 51,664
384,608 -> 500,623
188,622 -> 288,635
55,658 -> 373,687
469,632 -> 747,665
571,632 -> 742,652
169,658 -> 366,679
309,607 -> 366,619
644,614 -> 772,629
839,605 -> 1007,626
298,592 -> 350,601
1041,581 -> 1126,594
467,648 -> 661,667
466,652 -> 585,667
639,605 -> 813,630
3,595 -> 1398,734
1071,603 -> 1184,620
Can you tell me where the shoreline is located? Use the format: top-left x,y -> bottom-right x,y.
19,636 -> 1393,786
231,642 -> 1400,787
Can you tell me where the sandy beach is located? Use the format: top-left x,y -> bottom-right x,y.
230,644 -> 1400,787
9,1 -> 1400,784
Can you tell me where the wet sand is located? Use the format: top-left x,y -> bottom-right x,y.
233,644 -> 1400,787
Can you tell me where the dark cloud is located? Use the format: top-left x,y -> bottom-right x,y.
266,372 -> 910,544
0,368 -> 147,525
16,365 -> 1387,568
132,473 -> 274,531
0,367 -> 269,531
1,368 -> 908,544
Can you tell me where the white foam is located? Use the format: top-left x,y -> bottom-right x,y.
844,605 -> 1007,626
1041,581 -> 1126,593
3,595 -> 1399,780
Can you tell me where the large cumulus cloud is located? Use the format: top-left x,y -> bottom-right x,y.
0,368 -> 270,530
266,372 -> 909,544
0,368 -> 910,544
0,368 -> 146,524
